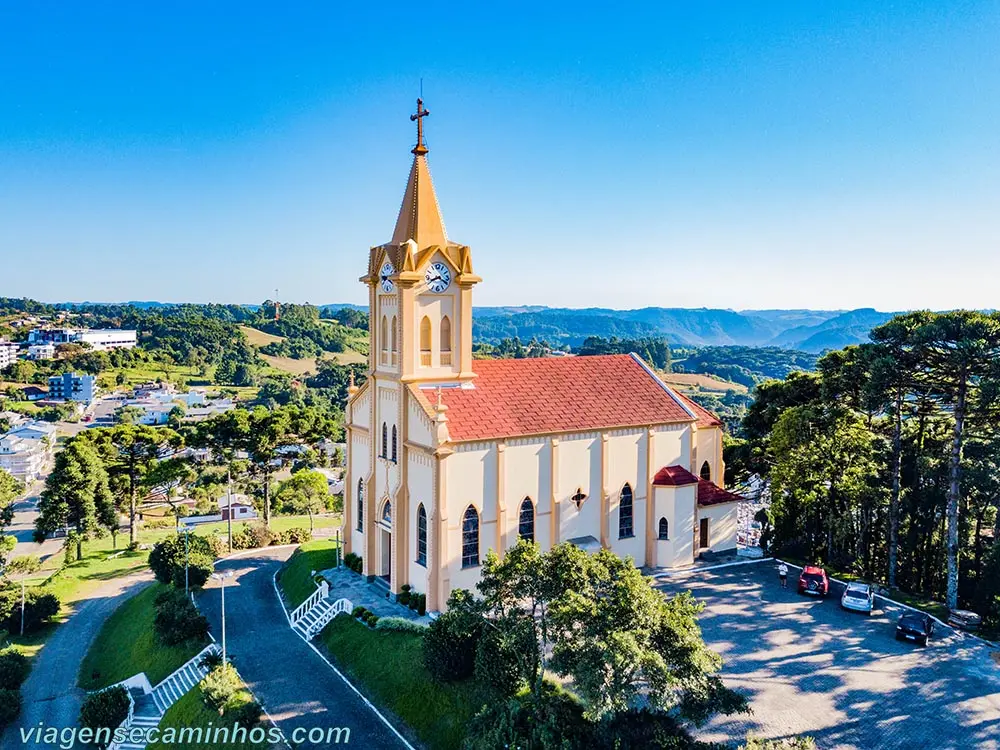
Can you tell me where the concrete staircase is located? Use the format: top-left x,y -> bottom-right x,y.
108,644 -> 220,750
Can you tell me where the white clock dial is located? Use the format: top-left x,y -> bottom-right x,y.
380,261 -> 395,292
425,262 -> 452,293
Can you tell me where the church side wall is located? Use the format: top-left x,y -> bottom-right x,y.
407,397 -> 433,446
652,423 -> 689,475
695,426 -> 723,485
349,428 -> 371,556
557,433 -> 601,544
443,442 -> 498,599
605,429 -> 646,565
407,450 -> 434,595
351,388 -> 371,431
501,438 -> 550,550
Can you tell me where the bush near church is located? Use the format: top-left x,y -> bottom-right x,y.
148,534 -> 216,587
422,591 -> 484,682
343,552 -> 362,573
201,663 -> 242,715
153,587 -> 209,646
0,687 -> 23,729
79,686 -> 130,742
0,587 -> 60,634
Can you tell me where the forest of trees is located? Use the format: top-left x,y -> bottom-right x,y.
577,336 -> 673,370
674,346 -> 817,387
728,311 -> 1000,625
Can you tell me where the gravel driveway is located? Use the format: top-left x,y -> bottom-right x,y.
655,562 -> 1000,750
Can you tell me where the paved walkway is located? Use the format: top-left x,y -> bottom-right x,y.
318,568 -> 430,623
197,548 -> 410,749
2,571 -> 154,750
657,562 -> 1000,750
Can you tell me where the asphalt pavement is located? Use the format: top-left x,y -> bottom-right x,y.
197,548 -> 411,750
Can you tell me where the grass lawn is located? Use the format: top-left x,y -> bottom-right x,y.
79,582 -> 208,690
318,615 -> 486,750
147,685 -> 272,750
276,539 -> 340,609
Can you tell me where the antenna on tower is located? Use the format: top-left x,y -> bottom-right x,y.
274,288 -> 281,321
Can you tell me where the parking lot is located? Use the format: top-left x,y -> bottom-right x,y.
655,562 -> 1000,750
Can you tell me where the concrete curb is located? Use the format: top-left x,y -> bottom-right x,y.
271,568 -> 417,750
654,556 -> 774,576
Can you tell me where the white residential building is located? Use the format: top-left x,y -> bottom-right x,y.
28,328 -> 137,351
0,342 -> 18,370
0,435 -> 46,482
28,343 -> 56,361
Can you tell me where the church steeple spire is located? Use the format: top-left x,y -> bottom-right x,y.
391,98 -> 448,248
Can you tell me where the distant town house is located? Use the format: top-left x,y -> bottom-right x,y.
28,327 -> 137,351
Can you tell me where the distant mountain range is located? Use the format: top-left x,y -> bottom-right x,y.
57,300 -> 898,353
468,306 -> 897,352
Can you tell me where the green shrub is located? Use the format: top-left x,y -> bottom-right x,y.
351,606 -> 367,618
286,527 -> 312,544
245,523 -> 274,549
344,552 -> 362,573
0,589 -> 60,634
149,534 -> 215,586
0,687 -> 21,728
463,685 -> 591,750
474,625 -> 527,699
170,552 -> 214,590
0,648 -> 30,690
423,602 -> 483,682
375,616 -> 427,633
416,593 -> 427,616
366,612 -> 379,627
79,686 -> 130,739
233,698 -> 262,728
153,588 -> 209,646
201,663 -> 241,714
200,650 -> 224,670
598,708 -> 701,748
397,590 -> 411,605
231,526 -> 254,550
204,535 -> 227,558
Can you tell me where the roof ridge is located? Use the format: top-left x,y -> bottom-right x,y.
627,353 -> 698,421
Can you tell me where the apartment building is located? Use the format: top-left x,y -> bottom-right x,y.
47,372 -> 97,403
0,341 -> 18,370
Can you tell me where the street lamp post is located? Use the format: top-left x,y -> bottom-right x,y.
181,524 -> 193,595
211,571 -> 235,666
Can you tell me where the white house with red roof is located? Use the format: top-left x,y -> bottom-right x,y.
343,102 -> 743,612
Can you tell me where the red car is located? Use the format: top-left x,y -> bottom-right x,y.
798,566 -> 830,597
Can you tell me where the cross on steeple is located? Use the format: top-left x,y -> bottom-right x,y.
410,98 -> 430,155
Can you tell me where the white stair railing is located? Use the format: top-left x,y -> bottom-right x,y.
305,597 -> 353,638
289,579 -> 329,626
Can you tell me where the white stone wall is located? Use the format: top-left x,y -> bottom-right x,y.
500,438 -> 549,550
407,449 -> 434,595
605,429 -> 647,565
349,428 -> 371,556
444,442 -> 497,597
557,433 -> 602,543
694,425 -> 723,484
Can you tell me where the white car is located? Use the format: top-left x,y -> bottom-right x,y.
840,582 -> 874,615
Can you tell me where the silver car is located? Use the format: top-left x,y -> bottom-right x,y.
841,582 -> 874,615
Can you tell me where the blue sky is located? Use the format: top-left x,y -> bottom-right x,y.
1,2 -> 998,311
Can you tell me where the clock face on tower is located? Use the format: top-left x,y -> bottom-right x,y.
380,261 -> 395,292
425,262 -> 452,293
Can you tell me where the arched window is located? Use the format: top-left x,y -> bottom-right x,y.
518,497 -> 535,543
356,479 -> 365,532
618,483 -> 634,539
381,499 -> 391,525
658,517 -> 669,540
416,504 -> 427,566
700,461 -> 711,481
462,506 -> 479,568
391,425 -> 398,463
380,316 -> 388,364
420,316 -> 432,366
390,316 -> 398,364
381,423 -> 387,459
440,316 -> 452,366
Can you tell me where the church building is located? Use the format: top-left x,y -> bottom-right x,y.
343,101 -> 743,613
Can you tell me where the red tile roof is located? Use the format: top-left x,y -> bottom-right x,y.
674,392 -> 723,428
697,479 -> 744,506
430,354 -> 695,441
653,465 -> 700,486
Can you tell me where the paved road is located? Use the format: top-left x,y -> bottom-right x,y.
656,563 -> 1000,750
2,571 -> 153,750
197,548 -> 409,749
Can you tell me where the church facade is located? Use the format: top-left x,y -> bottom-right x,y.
343,101 -> 743,613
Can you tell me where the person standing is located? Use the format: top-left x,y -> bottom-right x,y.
778,561 -> 789,588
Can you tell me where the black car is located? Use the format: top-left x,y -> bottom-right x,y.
895,612 -> 934,646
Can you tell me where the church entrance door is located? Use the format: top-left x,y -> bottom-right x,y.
380,528 -> 392,583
